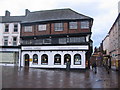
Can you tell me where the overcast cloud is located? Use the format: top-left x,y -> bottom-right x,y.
0,0 -> 119,48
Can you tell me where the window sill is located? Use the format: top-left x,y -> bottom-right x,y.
38,30 -> 46,31
69,28 -> 78,30
54,63 -> 61,65
80,28 -> 89,29
12,32 -> 19,34
3,32 -> 9,34
54,30 -> 63,31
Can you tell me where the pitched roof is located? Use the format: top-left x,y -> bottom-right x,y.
22,8 -> 93,23
0,16 -> 2,23
2,16 -> 25,23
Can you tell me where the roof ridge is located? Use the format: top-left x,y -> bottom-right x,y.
29,8 -> 72,14
28,8 -> 93,19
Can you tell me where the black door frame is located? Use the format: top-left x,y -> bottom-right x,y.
24,54 -> 30,67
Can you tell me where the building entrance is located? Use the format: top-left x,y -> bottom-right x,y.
24,54 -> 29,66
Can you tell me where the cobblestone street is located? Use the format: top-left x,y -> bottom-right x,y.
2,66 -> 120,88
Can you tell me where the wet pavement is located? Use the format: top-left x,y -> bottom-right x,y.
2,66 -> 120,88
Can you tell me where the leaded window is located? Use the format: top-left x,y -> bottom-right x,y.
38,24 -> 47,31
54,23 -> 64,31
80,21 -> 89,29
69,22 -> 77,29
24,26 -> 32,32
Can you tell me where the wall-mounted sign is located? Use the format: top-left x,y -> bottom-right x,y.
30,59 -> 32,62
22,45 -> 89,50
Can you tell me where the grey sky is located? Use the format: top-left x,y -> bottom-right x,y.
0,0 -> 119,47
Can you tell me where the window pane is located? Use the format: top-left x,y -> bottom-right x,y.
5,24 -> 9,32
33,54 -> 38,64
59,38 -> 67,44
54,54 -> 61,65
54,23 -> 63,31
24,26 -> 32,32
13,37 -> 17,46
69,22 -> 77,29
41,54 -> 48,65
4,36 -> 8,46
80,21 -> 89,29
74,54 -> 81,65
69,37 -> 85,43
14,24 -> 18,32
43,39 -> 51,44
38,24 -> 47,31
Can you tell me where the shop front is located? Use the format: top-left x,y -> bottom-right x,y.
20,45 -> 88,69
0,47 -> 20,66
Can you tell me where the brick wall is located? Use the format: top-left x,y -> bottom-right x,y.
21,21 -> 91,37
35,24 -> 51,36
21,25 -> 35,36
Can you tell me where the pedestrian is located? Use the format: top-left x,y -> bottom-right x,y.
66,59 -> 70,71
106,65 -> 110,74
92,62 -> 97,74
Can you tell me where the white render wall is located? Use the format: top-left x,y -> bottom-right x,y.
103,35 -> 110,55
21,50 -> 86,69
0,23 -> 3,46
1,23 -> 21,46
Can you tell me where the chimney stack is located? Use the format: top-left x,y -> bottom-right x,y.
25,9 -> 30,16
5,10 -> 10,16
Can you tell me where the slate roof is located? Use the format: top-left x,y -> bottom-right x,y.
0,16 -> 2,23
1,16 -> 25,23
22,8 -> 93,23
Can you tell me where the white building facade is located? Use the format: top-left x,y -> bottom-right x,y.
21,46 -> 87,69
102,35 -> 110,55
0,11 -> 25,66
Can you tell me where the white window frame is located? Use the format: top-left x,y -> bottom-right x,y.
13,37 -> 17,46
14,24 -> 18,32
5,24 -> 9,32
4,36 -> 8,46
24,26 -> 32,32
38,24 -> 47,31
